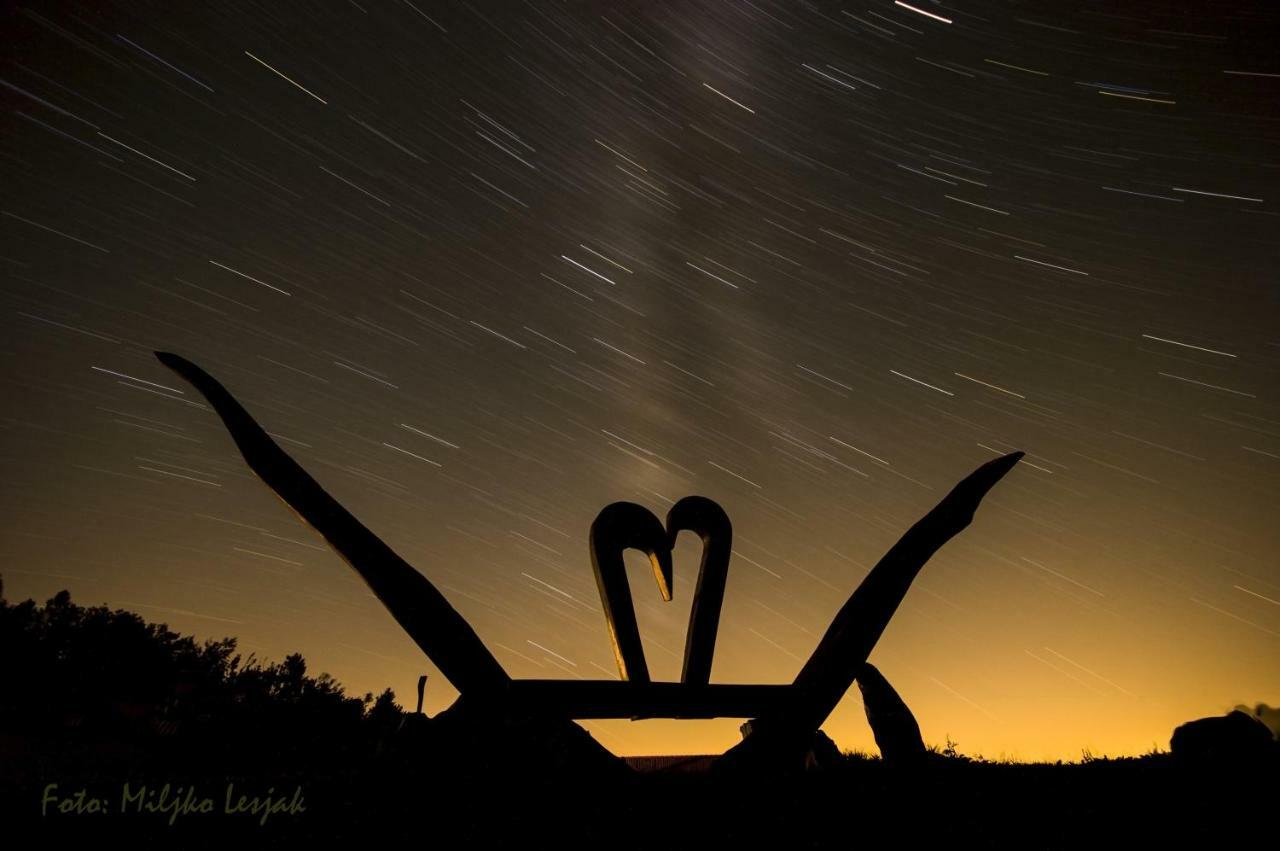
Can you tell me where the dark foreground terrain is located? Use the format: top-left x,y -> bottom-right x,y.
7,741 -> 1274,848
2,588 -> 1273,848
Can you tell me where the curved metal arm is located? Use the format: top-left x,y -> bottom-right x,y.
667,496 -> 732,686
789,450 -> 1023,727
155,352 -> 510,697
589,502 -> 673,683
722,451 -> 1024,768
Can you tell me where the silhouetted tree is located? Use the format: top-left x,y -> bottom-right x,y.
0,583 -> 394,751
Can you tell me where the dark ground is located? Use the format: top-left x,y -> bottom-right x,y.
3,587 -> 1274,848
4,740 -> 1274,848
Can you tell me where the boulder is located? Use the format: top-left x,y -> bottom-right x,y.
1170,710 -> 1276,764
1234,702 -> 1280,739
717,721 -> 844,774
857,663 -> 927,766
805,729 -> 845,771
427,698 -> 631,779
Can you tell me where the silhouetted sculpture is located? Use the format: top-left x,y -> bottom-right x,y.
155,352 -> 1023,767
1171,710 -> 1277,765
857,662 -> 927,766
396,675 -> 432,741
589,496 -> 732,688
153,353 -> 510,700
718,449 -> 1023,773
668,496 -> 732,686
590,503 -> 674,683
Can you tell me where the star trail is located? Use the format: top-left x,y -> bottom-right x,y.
1,0 -> 1277,760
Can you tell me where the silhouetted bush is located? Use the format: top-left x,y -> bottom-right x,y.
0,584 -> 403,761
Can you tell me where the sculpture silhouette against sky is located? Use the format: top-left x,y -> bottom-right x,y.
155,351 -> 1023,764
590,496 -> 731,688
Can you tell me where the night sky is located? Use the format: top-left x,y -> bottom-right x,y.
2,0 -> 1277,761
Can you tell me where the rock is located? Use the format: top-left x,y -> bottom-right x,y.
717,720 -> 842,774
427,698 -> 631,779
1233,702 -> 1280,739
805,730 -> 844,771
1170,710 -> 1276,764
857,663 -> 927,766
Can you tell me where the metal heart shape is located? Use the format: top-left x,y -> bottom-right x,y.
589,497 -> 732,684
